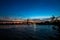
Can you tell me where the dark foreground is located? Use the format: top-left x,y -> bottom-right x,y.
0,25 -> 60,40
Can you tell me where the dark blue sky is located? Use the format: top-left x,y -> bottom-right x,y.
0,0 -> 60,18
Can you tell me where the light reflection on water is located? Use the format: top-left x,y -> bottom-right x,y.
0,25 -> 60,40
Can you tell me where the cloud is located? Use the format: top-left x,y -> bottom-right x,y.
29,16 -> 52,19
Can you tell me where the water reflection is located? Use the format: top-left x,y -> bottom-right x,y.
52,25 -> 60,40
0,25 -> 60,40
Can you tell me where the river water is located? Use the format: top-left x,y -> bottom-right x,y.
0,25 -> 60,40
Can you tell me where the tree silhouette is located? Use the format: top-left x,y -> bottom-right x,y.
51,15 -> 55,21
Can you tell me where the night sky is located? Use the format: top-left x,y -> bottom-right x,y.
0,0 -> 60,19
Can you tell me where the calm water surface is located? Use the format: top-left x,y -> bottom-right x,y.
0,25 -> 60,40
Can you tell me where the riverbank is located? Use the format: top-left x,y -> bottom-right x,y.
0,20 -> 60,26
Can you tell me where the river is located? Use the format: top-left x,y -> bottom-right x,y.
0,25 -> 60,40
